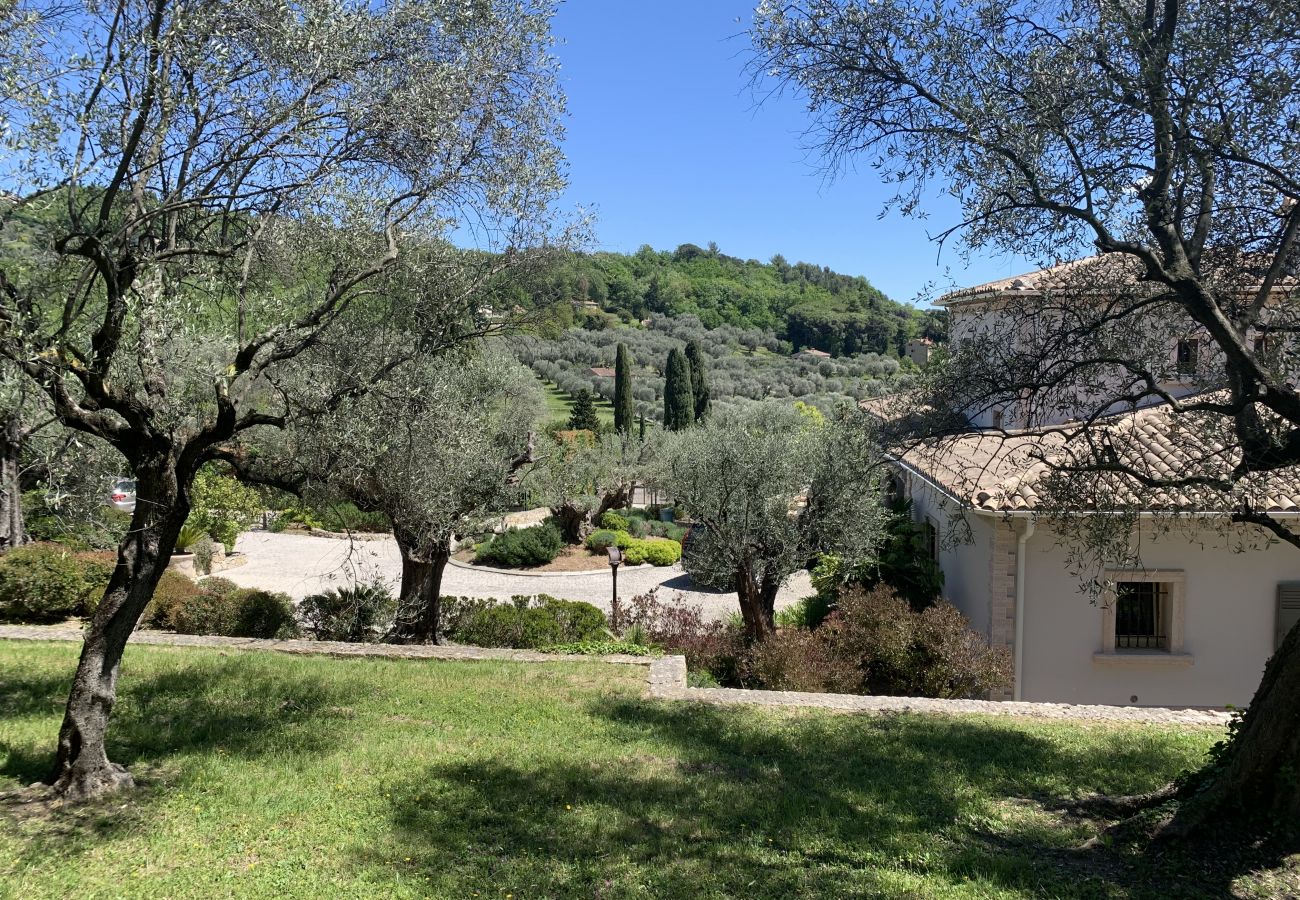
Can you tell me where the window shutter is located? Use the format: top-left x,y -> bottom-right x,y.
1277,584 -> 1300,650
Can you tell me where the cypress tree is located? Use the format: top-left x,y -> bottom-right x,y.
568,389 -> 600,432
614,343 -> 634,434
638,412 -> 646,442
663,348 -> 695,431
684,340 -> 710,421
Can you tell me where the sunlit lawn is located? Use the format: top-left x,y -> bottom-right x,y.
0,641 -> 1223,898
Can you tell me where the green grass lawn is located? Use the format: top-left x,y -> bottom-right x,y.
0,641 -> 1231,898
540,379 -> 616,428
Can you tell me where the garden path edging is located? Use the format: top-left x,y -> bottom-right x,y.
0,625 -> 1229,727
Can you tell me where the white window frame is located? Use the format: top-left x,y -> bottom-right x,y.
1095,569 -> 1192,665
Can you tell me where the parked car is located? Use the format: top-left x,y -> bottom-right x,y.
109,478 -> 136,513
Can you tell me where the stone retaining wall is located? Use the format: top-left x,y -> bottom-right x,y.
0,625 -> 1230,727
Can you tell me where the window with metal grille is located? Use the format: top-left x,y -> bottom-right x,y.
923,519 -> 938,562
1115,582 -> 1168,649
1175,339 -> 1199,376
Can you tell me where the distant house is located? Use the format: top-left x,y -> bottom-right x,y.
797,348 -> 832,361
589,367 -> 616,379
906,337 -> 935,366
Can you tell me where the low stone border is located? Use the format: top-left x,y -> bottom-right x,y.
306,528 -> 392,542
0,625 -> 1230,727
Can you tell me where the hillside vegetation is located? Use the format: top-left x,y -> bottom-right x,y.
536,243 -> 945,356
511,314 -> 912,425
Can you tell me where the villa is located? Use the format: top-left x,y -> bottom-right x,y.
883,262 -> 1300,708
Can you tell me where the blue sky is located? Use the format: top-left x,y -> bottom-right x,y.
551,1 -> 1036,306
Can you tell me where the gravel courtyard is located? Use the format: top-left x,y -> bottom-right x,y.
222,531 -> 810,621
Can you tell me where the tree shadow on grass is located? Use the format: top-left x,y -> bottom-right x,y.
368,697 -> 1218,898
0,648 -> 368,856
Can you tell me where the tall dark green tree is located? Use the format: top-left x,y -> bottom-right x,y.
614,343 -> 634,434
568,389 -> 601,432
662,348 -> 695,431
684,340 -> 710,421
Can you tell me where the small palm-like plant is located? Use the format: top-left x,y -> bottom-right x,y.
174,522 -> 207,553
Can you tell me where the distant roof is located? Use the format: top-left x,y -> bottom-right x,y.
889,400 -> 1300,514
590,367 -> 616,378
798,348 -> 832,358
938,254 -> 1297,306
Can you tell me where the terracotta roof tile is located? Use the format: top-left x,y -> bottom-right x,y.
897,401 -> 1300,513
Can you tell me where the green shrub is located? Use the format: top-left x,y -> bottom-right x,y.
138,570 -> 204,628
585,529 -> 621,552
439,595 -> 497,638
599,510 -> 631,532
197,576 -> 241,597
775,593 -> 836,629
298,582 -> 395,642
0,544 -> 101,623
447,594 -> 607,649
315,502 -> 390,534
189,466 -> 262,553
622,537 -> 680,566
475,522 -> 563,568
231,589 -> 299,639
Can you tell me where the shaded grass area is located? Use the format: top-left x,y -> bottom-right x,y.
540,379 -> 616,427
0,640 -> 1245,898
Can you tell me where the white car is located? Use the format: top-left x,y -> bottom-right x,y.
109,478 -> 136,513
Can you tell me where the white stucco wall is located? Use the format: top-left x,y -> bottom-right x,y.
903,477 -> 995,639
1020,520 -> 1300,708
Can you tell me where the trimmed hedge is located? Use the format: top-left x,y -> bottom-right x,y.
475,522 -> 564,568
622,537 -> 681,566
443,594 -> 607,649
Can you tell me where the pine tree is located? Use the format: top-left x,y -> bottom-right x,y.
614,343 -> 634,434
662,348 -> 695,431
684,340 -> 710,421
568,389 -> 600,432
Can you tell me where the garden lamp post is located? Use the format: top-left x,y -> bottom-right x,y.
606,545 -> 622,625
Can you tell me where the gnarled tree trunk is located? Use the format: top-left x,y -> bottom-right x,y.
0,412 -> 27,551
735,563 -> 780,643
1164,623 -> 1300,837
46,462 -> 189,801
387,527 -> 451,644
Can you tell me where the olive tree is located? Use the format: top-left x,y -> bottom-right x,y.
529,431 -> 666,543
272,348 -> 541,644
0,0 -> 567,801
752,0 -> 1300,837
663,404 -> 884,641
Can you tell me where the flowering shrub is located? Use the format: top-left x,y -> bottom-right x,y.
612,590 -> 743,681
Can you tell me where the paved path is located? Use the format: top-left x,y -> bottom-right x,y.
0,626 -> 1230,726
222,531 -> 810,621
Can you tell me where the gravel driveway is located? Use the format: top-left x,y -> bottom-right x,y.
223,531 -> 810,622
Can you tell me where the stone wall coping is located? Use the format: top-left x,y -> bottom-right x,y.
0,625 -> 1230,727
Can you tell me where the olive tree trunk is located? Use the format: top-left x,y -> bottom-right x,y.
734,564 -> 780,643
386,528 -> 451,644
1164,623 -> 1300,837
46,463 -> 189,801
0,412 -> 27,551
